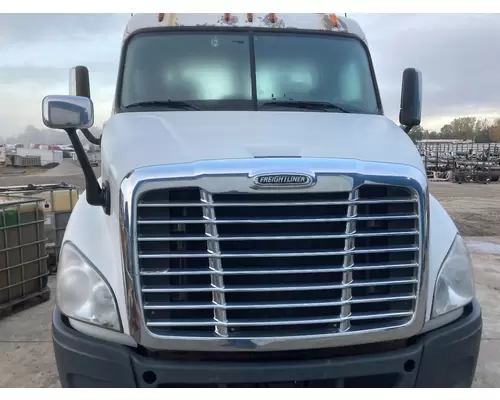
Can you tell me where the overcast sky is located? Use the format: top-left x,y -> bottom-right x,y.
0,13 -> 498,138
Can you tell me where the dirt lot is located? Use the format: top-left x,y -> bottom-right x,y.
0,160 -> 98,188
431,183 -> 500,237
0,173 -> 499,387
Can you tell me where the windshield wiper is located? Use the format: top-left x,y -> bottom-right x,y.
125,100 -> 200,111
260,100 -> 351,113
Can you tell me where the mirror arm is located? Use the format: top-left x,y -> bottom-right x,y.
403,125 -> 413,134
64,128 -> 108,212
80,128 -> 101,146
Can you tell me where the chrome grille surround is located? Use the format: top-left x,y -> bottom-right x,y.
119,158 -> 429,352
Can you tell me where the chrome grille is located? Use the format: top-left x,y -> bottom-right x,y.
136,184 -> 420,339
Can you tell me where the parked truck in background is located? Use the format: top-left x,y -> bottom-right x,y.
43,13 -> 481,388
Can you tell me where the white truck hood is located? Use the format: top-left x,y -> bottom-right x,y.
101,111 -> 424,184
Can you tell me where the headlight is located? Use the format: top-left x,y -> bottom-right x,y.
56,242 -> 121,332
432,234 -> 475,318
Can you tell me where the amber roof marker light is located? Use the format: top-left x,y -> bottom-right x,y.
329,14 -> 339,27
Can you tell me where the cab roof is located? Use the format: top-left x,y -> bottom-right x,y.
123,13 -> 367,44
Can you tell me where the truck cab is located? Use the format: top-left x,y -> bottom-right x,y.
45,13 -> 481,388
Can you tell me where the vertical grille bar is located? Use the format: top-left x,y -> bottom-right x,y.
339,189 -> 359,332
200,189 -> 228,337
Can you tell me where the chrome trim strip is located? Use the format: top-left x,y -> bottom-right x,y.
145,311 -> 415,328
137,214 -> 418,224
141,278 -> 419,293
339,189 -> 358,332
137,230 -> 419,242
200,189 -> 228,337
139,261 -> 419,276
138,246 -> 419,259
138,198 -> 417,207
143,294 -> 418,310
119,157 -> 429,352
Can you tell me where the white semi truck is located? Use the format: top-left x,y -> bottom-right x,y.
43,13 -> 481,388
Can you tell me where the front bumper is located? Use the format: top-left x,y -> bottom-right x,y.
52,299 -> 482,388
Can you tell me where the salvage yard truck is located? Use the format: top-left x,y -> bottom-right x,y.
43,13 -> 482,388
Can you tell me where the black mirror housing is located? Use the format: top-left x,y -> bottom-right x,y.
399,68 -> 422,129
70,66 -> 91,98
69,66 -> 101,146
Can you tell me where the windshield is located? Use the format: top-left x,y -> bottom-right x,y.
119,31 -> 381,114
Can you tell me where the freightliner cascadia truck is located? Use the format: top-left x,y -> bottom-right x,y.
42,13 -> 482,388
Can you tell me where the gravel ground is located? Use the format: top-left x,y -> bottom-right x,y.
0,160 -> 99,187
431,182 -> 500,237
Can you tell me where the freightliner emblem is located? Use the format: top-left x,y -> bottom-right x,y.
252,173 -> 315,189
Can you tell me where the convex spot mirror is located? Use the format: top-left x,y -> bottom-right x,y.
399,68 -> 422,128
42,95 -> 94,130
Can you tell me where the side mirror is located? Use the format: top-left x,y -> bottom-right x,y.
40,94 -> 107,214
70,66 -> 91,98
42,95 -> 94,130
399,68 -> 422,131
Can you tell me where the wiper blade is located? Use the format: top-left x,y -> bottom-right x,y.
260,100 -> 351,113
125,100 -> 200,111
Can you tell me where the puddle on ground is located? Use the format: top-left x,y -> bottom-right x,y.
465,239 -> 500,255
